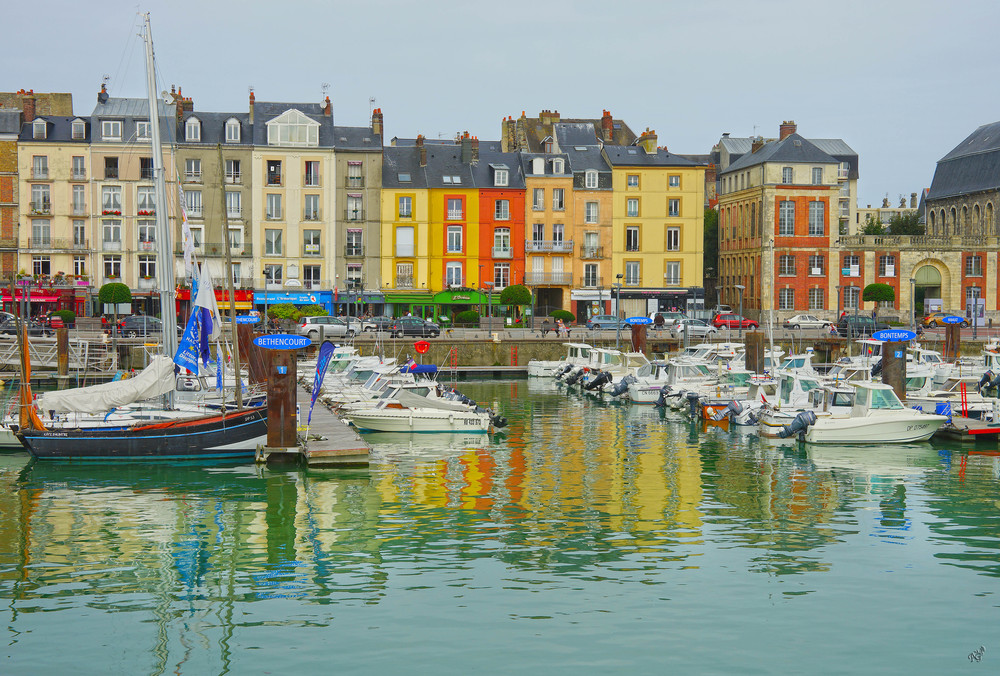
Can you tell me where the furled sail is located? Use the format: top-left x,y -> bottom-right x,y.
36,355 -> 177,414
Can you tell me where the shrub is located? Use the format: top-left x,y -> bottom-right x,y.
51,309 -> 76,325
499,284 -> 532,306
552,309 -> 575,323
267,303 -> 302,322
454,310 -> 480,326
98,282 -> 132,305
298,304 -> 328,318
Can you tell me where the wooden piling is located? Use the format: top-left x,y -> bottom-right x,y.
881,340 -> 907,401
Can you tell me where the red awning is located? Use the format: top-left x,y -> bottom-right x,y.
1,292 -> 60,302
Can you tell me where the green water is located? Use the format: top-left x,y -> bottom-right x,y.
2,379 -> 998,674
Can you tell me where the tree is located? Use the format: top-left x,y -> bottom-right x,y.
267,303 -> 301,324
499,284 -> 531,306
98,282 -> 131,307
863,283 -> 895,322
862,215 -> 886,235
886,212 -> 924,235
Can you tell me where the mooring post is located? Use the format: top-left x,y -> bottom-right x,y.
266,349 -> 298,450
881,341 -> 907,402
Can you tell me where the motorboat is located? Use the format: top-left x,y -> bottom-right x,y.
342,384 -> 506,433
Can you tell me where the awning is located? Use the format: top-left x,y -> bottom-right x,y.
1,292 -> 60,302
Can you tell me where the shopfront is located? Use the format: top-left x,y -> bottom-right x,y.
176,288 -> 256,323
430,288 -> 500,324
334,291 -> 385,318
254,290 -> 333,316
2,285 -> 87,319
382,290 -> 434,319
570,287 -> 704,322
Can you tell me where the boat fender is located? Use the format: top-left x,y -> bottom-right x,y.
777,410 -> 818,439
978,370 -> 994,392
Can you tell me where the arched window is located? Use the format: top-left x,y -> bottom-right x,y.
940,209 -> 946,235
987,203 -> 995,235
185,117 -> 201,142
974,204 -> 981,234
962,205 -> 969,233
225,118 -> 241,143
929,210 -> 935,234
951,207 -> 958,235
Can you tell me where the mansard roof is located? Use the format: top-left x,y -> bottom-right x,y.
927,120 -> 1000,200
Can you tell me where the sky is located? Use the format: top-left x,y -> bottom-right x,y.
6,0 -> 999,208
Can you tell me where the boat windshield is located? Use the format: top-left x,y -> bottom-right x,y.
869,388 -> 904,410
832,392 -> 855,407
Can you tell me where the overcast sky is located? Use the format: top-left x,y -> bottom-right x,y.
6,0 -> 998,208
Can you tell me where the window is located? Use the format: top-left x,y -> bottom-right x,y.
31,219 -> 50,246
137,186 -> 155,212
140,157 -> 153,180
185,158 -> 201,181
779,288 -> 794,310
669,175 -> 680,188
584,263 -> 599,287
74,255 -> 86,276
396,226 -> 414,257
779,255 -> 796,276
346,264 -> 362,288
879,255 -> 896,277
843,255 -> 860,276
625,261 -> 641,285
102,120 -> 121,141
225,118 -> 240,143
667,227 -> 680,251
264,264 -> 283,285
552,188 -> 565,211
808,255 -> 824,275
32,155 -> 48,179
808,201 -> 825,236
781,166 -> 793,184
494,263 -> 511,289
305,161 -> 320,186
396,262 -> 414,288
808,288 -> 825,311
73,220 -> 86,247
552,158 -> 564,174
303,229 -> 321,256
627,198 -> 639,217
101,220 -> 121,252
552,223 -> 564,247
267,160 -> 282,185
626,226 -> 640,252
32,255 -> 51,276
266,109 -> 320,147
665,261 -> 681,285
346,229 -> 363,256
398,196 -> 412,218
532,223 -> 544,243
966,255 -> 983,276
138,221 -> 156,244
447,198 -> 463,220
668,198 -> 680,217
226,191 -> 241,218
446,262 -> 463,286
398,172 -> 411,182
104,156 -> 118,179
231,262 -> 242,287
103,255 -> 121,279
303,265 -> 321,289
72,120 -> 86,140
494,199 -> 510,220
533,188 -> 544,210
185,117 -> 201,141
812,167 -> 823,185
138,255 -> 156,279
304,194 -> 320,220
585,170 -> 598,189
136,121 -> 151,140
225,159 -> 241,183
778,200 -> 795,235
447,225 -> 463,253
494,168 -> 508,186
585,202 -> 598,224
265,229 -> 283,255
30,184 -> 50,213
627,174 -> 639,188
346,194 -> 363,220
72,156 -> 86,180
102,186 -> 122,212
189,226 -> 203,248
266,194 -> 282,220
346,161 -> 362,187
494,227 -> 511,254
185,190 -> 202,216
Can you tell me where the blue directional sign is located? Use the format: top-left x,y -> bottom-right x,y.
253,334 -> 311,350
235,314 -> 260,324
873,329 -> 917,342
626,316 -> 653,325
942,315 -> 965,325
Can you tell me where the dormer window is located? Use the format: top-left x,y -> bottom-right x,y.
225,118 -> 241,143
32,119 -> 46,139
266,109 -> 320,147
492,165 -> 509,187
185,117 -> 201,142
585,170 -> 598,189
136,120 -> 151,140
101,120 -> 121,141
552,159 -> 564,174
531,157 -> 544,175
543,138 -> 553,153
71,119 -> 86,140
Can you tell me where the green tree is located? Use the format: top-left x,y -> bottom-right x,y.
703,207 -> 719,279
267,303 -> 301,323
298,304 -> 328,317
862,214 -> 886,235
98,282 -> 131,306
499,284 -> 532,306
886,212 -> 924,235
863,283 -> 895,323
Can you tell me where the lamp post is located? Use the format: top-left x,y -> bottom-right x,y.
909,277 -> 916,332
614,273 -> 623,349
734,284 -> 746,341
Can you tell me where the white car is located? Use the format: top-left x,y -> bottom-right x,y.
783,314 -> 831,330
670,318 -> 718,338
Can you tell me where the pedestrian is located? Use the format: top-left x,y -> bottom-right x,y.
556,318 -> 565,337
653,313 -> 665,330
541,319 -> 550,336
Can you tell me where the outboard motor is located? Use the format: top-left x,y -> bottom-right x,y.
609,374 -> 635,398
871,359 -> 883,377
989,372 -> 1000,391
978,370 -> 994,393
654,385 -> 671,408
686,391 -> 701,417
711,400 -> 743,422
555,364 -> 574,380
777,410 -> 818,440
585,370 -> 612,391
490,412 -> 508,429
565,368 -> 585,386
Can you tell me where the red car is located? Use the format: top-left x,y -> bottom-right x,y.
712,313 -> 759,330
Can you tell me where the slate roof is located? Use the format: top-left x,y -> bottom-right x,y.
552,122 -> 600,148
422,144 -> 476,189
518,152 -> 572,177
0,109 -> 23,135
927,121 -> 1000,200
718,134 -> 859,179
332,125 -> 380,151
382,145 -> 426,189
90,96 -> 177,144
250,101 -> 335,147
178,111 -> 251,146
511,114 -> 636,152
722,133 -> 837,173
603,145 -> 699,168
18,116 -> 91,143
470,150 -> 525,188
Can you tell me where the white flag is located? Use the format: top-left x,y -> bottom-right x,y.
194,264 -> 222,340
179,185 -> 195,278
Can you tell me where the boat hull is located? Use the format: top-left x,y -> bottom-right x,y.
803,414 -> 947,444
17,408 -> 268,461
346,409 -> 490,433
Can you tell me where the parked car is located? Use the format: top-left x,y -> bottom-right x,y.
711,305 -> 734,315
712,313 -> 759,330
389,317 -> 440,338
783,314 -> 832,330
117,315 -> 183,338
650,311 -> 687,328
0,316 -> 53,337
836,315 -> 891,337
362,315 -> 396,332
586,314 -> 628,330
670,318 -> 718,338
296,315 -> 357,340
922,311 -> 969,327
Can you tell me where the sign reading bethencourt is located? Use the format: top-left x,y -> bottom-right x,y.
253,334 -> 312,350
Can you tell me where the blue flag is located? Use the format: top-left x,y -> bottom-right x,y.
308,341 -> 337,426
174,309 -> 202,372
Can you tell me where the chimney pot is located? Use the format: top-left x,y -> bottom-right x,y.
22,94 -> 36,123
779,120 -> 797,141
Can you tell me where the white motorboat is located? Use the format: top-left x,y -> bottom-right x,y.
343,384 -> 505,433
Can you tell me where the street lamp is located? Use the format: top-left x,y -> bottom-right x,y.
734,284 -> 746,341
613,273 -> 624,349
909,278 -> 916,332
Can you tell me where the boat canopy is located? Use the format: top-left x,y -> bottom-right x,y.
36,355 -> 177,414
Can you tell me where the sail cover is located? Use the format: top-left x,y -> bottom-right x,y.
36,355 -> 177,414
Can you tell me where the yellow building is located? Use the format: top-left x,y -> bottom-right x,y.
521,153 -> 576,314
604,130 -> 706,316
380,141 -> 433,312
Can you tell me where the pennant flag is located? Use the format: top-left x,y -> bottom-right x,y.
194,265 -> 222,366
308,341 -> 337,426
179,185 -> 195,278
215,345 -> 223,391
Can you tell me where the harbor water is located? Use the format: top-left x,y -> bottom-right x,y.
2,379 -> 998,674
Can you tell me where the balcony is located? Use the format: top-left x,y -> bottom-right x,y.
72,204 -> 87,216
32,169 -> 48,180
265,211 -> 282,221
26,237 -> 78,250
524,272 -> 573,285
225,172 -> 241,184
579,276 -> 604,288
105,168 -> 118,179
72,170 -> 86,180
30,200 -> 51,214
303,243 -> 321,256
102,240 -> 122,252
266,174 -> 282,186
140,169 -> 153,180
227,208 -> 242,219
303,210 -> 321,221
138,240 -> 156,251
395,275 -> 415,289
138,277 -> 156,290
200,242 -> 246,257
579,246 -> 604,259
184,171 -> 202,183
491,246 -> 513,259
346,176 -> 364,188
345,245 -> 364,258
344,209 -> 365,221
446,210 -> 463,221
525,239 -> 573,253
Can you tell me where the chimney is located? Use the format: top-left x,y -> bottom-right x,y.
460,131 -> 472,164
323,96 -> 331,116
751,136 -> 765,153
910,192 -> 918,208
779,120 -> 797,141
601,109 -> 613,142
371,107 -> 383,136
417,134 -> 426,167
638,128 -> 658,154
471,136 -> 479,162
22,93 -> 36,123
97,82 -> 109,104
540,109 -> 550,125
249,90 -> 255,124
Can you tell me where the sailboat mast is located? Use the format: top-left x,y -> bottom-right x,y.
217,143 -> 243,409
142,14 -> 178,395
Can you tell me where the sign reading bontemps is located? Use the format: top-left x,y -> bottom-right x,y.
872,329 -> 917,342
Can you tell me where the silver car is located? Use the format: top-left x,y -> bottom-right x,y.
782,314 -> 831,330
671,318 -> 718,338
296,315 -> 356,340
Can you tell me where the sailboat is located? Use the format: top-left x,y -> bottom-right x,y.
16,14 -> 267,460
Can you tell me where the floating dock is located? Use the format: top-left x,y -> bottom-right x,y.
932,414 -> 1000,444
